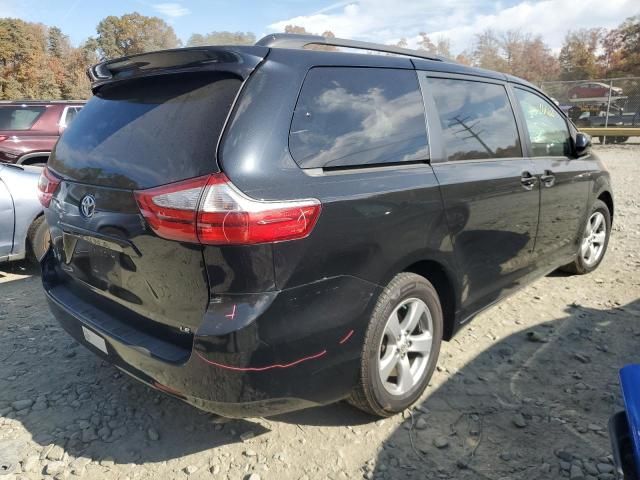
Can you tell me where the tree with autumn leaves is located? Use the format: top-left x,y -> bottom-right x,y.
93,13 -> 180,59
0,12 -> 638,100
186,31 -> 255,47
400,16 -> 640,84
0,19 -> 87,99
398,29 -> 561,84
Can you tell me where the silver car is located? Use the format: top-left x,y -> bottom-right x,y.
0,163 -> 49,263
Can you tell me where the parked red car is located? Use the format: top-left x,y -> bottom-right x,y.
568,82 -> 623,100
0,100 -> 84,166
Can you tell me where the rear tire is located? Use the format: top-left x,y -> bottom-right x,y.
560,199 -> 611,275
26,216 -> 51,263
348,272 -> 443,417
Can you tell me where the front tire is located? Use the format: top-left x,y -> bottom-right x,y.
349,272 -> 443,417
561,199 -> 611,274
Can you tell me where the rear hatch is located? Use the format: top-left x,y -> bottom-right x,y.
45,47 -> 267,350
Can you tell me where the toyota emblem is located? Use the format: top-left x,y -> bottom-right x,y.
80,194 -> 96,218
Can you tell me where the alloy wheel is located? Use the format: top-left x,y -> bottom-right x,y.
377,298 -> 433,396
581,211 -> 607,267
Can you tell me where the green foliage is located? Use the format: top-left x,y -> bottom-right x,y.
0,18 -> 83,99
559,29 -> 602,80
47,26 -> 70,58
602,15 -> 640,76
0,12 -> 181,100
2,76 -> 22,99
95,12 -> 180,59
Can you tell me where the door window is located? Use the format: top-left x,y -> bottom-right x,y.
64,106 -> 82,126
428,77 -> 521,161
289,67 -> 428,168
514,88 -> 571,157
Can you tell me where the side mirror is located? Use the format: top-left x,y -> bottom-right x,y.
575,132 -> 591,157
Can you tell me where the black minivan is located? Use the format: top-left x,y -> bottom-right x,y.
39,34 -> 613,418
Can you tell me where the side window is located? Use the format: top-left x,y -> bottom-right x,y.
428,77 -> 521,161
289,67 -> 428,169
0,106 -> 46,130
514,89 -> 571,157
64,107 -> 82,126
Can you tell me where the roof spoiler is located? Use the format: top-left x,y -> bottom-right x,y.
87,46 -> 268,91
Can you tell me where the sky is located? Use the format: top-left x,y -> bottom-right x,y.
1,0 -> 638,54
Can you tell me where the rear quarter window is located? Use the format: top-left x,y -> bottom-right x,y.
289,67 -> 428,169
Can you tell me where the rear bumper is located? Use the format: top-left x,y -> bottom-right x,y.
43,253 -> 380,417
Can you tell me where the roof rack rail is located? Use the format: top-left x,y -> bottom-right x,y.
256,33 -> 448,62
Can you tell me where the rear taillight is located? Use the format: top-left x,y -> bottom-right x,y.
37,167 -> 61,207
134,176 -> 207,243
134,173 -> 322,245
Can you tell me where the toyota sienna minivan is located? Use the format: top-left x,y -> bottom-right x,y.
39,34 -> 613,418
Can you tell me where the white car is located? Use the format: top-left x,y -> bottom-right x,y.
0,163 -> 50,263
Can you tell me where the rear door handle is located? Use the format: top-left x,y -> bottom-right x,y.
520,171 -> 537,190
540,169 -> 556,187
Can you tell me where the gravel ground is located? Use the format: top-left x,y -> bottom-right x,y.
1,145 -> 639,480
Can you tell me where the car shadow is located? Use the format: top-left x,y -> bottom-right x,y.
364,298 -> 640,479
2,353 -> 270,467
273,401 -> 374,427
546,268 -> 574,278
0,273 -> 269,468
0,259 -> 41,279
4,264 -> 637,472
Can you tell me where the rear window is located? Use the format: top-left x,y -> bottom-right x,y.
0,106 -> 46,130
289,67 -> 428,169
428,77 -> 521,161
50,72 -> 242,189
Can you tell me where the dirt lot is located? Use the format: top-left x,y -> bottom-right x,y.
1,145 -> 639,480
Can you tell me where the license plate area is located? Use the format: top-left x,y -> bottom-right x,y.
61,233 -> 121,288
82,326 -> 108,354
